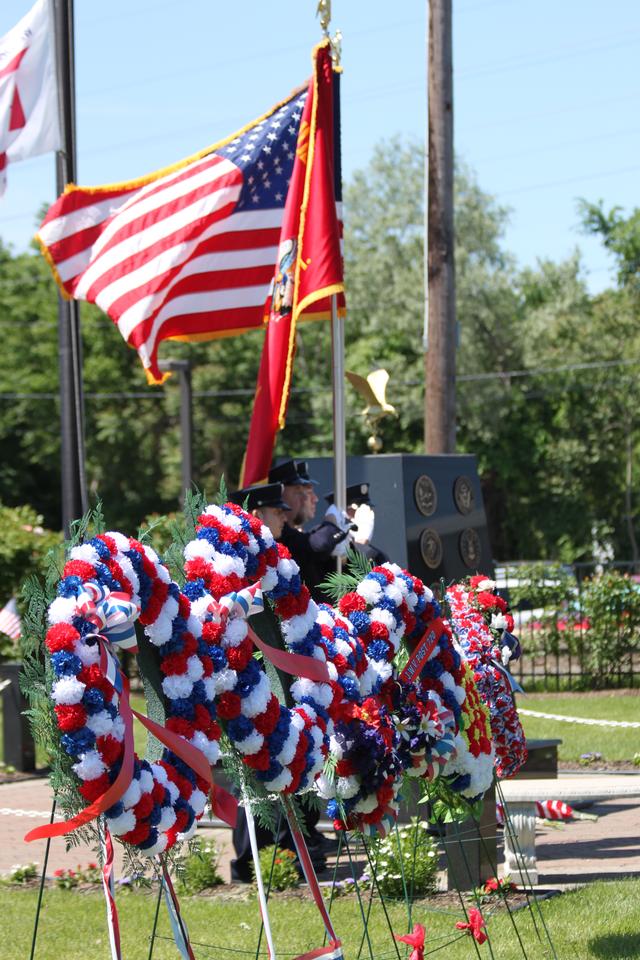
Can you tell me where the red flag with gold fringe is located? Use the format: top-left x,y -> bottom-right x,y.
240,40 -> 344,485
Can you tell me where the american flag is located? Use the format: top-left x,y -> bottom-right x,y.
37,84 -> 315,383
0,597 -> 21,640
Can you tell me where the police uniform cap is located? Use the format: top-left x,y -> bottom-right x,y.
324,482 -> 372,506
295,460 -> 319,486
230,482 -> 291,512
269,459 -> 311,486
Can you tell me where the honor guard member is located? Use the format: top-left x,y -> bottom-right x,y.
229,481 -> 291,540
324,482 -> 389,566
268,459 -> 354,603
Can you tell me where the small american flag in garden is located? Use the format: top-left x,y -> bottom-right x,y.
36,82 -> 315,384
0,597 -> 21,639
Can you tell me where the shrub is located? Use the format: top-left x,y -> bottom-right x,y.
179,838 -> 224,893
579,571 -> 640,681
0,503 -> 60,661
365,819 -> 438,899
505,562 -> 578,656
2,863 -> 38,884
254,846 -> 299,892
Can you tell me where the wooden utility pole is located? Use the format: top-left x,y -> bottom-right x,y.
425,0 -> 456,453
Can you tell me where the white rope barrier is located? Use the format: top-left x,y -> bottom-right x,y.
518,708 -> 640,729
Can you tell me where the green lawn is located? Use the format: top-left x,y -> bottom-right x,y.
520,692 -> 640,763
2,880 -> 640,959
3,689 -> 638,770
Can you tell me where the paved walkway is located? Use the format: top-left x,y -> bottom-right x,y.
1,774 -> 639,886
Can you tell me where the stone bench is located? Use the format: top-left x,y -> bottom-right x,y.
498,775 -> 640,884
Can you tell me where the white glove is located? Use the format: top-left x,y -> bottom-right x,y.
352,503 -> 375,545
324,504 -> 355,557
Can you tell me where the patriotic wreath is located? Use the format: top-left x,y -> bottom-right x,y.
39,533 -> 218,856
447,576 -> 527,780
32,504 -> 507,858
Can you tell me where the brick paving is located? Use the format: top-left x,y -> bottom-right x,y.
1,774 -> 639,886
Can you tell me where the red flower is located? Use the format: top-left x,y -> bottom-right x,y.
133,792 -> 154,820
46,622 -> 80,653
55,703 -> 87,732
243,745 -> 270,771
96,735 -> 123,766
121,821 -> 151,846
217,692 -> 242,720
455,908 -> 487,944
160,652 -> 189,676
79,773 -> 110,802
394,923 -> 425,960
62,559 -> 96,581
369,621 -> 389,641
339,592 -> 367,614
202,621 -> 225,645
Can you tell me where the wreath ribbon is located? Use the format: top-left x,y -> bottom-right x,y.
211,583 -> 331,684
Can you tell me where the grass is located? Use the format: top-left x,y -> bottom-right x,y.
519,692 -> 640,763
2,879 -> 640,959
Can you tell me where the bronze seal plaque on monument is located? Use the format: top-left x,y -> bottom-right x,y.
453,475 -> 475,515
459,528 -> 482,568
414,474 -> 437,517
420,528 -> 443,569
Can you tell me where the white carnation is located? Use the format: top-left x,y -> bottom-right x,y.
51,676 -> 85,705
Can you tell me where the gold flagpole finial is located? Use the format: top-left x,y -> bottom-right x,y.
316,0 -> 331,35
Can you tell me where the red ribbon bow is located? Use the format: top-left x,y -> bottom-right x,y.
455,908 -> 487,944
394,923 -> 425,960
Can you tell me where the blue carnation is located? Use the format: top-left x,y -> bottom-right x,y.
82,688 -> 105,713
209,646 -> 228,671
368,640 -> 389,662
348,611 -> 371,635
61,727 -> 96,757
139,827 -> 159,850
183,579 -> 205,601
51,650 -> 83,677
106,801 -> 124,818
58,576 -> 83,598
227,715 -> 254,742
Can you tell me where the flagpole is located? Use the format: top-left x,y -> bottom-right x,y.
319,2 -> 347,531
52,0 -> 88,534
331,294 -> 346,522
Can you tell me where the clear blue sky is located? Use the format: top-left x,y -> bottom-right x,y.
1,0 -> 638,293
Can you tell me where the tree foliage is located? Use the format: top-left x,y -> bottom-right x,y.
1,141 -> 639,564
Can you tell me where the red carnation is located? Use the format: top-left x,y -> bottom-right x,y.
369,621 -> 389,641
178,595 -> 191,619
193,704 -> 213,733
133,792 -> 155,820
46,622 -> 80,653
165,717 -> 194,738
202,621 -> 225,645
160,652 -> 189,676
339,592 -> 366,615
174,808 -> 190,833
243,745 -> 270,771
200,655 -> 214,678
96,735 -> 123,766
54,703 -> 87,732
152,781 -> 166,804
62,559 -> 96,581
98,534 -> 118,556
335,759 -> 355,777
217,692 -> 242,720
226,639 -> 253,672
182,633 -> 198,656
253,695 -> 280,736
121,821 -> 151,846
275,588 -> 311,620
79,773 -> 110,802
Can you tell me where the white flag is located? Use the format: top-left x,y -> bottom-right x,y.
0,0 -> 60,196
